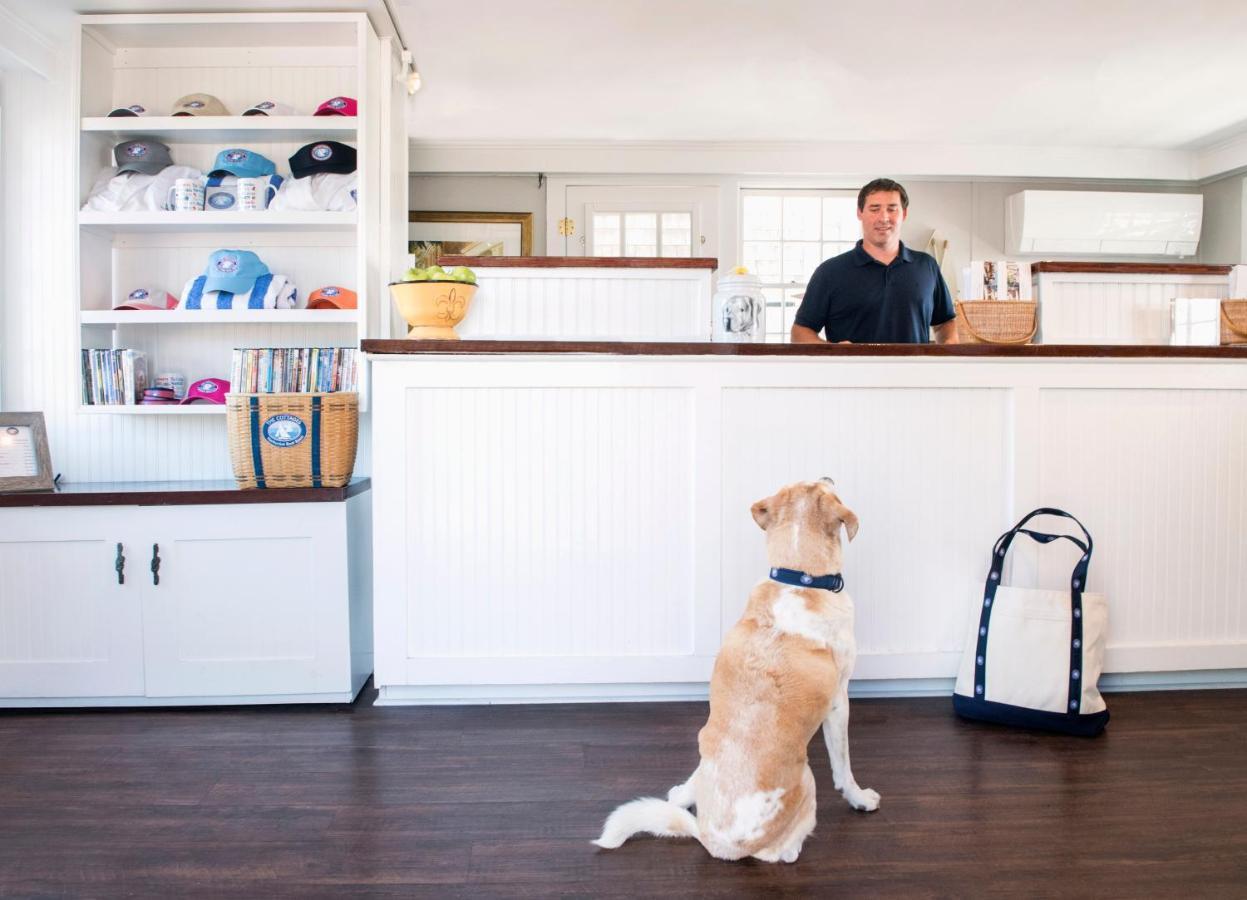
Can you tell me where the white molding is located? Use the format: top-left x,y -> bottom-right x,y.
410,139 -> 1198,182
0,1 -> 57,79
1196,129 -> 1247,182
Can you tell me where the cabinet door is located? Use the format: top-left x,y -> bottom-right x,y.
0,508 -> 144,698
139,503 -> 348,698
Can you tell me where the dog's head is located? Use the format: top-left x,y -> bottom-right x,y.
751,478 -> 858,571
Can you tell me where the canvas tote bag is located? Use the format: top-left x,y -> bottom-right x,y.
954,508 -> 1109,736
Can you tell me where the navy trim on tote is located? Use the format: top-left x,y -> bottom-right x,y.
248,395 -> 267,489
954,694 -> 1109,738
769,567 -> 844,593
310,395 -> 322,488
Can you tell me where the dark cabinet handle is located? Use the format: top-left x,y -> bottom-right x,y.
115,543 -> 125,585
151,543 -> 161,586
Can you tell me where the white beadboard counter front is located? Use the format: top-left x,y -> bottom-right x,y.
364,340 -> 1247,704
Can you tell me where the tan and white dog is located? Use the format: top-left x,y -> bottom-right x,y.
593,478 -> 879,863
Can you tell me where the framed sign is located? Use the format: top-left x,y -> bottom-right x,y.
408,211 -> 533,268
0,412 -> 54,492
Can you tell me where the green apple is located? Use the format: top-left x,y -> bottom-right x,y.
404,267 -> 427,281
449,266 -> 477,284
425,264 -> 446,279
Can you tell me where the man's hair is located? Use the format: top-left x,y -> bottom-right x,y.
857,178 -> 909,212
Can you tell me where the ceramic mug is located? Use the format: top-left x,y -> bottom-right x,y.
236,176 -> 274,211
166,177 -> 205,212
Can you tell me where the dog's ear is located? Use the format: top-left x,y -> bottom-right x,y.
751,496 -> 773,531
820,492 -> 859,542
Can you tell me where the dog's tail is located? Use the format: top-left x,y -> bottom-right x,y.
592,797 -> 699,849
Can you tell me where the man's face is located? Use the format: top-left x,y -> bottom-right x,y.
858,190 -> 907,248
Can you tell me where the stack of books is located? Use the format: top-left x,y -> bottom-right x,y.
81,349 -> 148,405
230,347 -> 359,394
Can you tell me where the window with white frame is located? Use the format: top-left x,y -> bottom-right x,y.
590,211 -> 693,257
740,189 -> 861,339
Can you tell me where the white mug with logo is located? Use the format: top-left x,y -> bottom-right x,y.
166,177 -> 205,212
236,176 -> 274,211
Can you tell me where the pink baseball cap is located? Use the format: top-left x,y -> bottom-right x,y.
179,377 -> 230,404
313,96 -> 357,116
114,288 -> 178,311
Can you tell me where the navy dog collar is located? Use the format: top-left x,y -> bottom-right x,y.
769,566 -> 844,593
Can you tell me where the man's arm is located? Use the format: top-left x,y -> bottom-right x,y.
933,318 -> 958,344
791,324 -> 826,343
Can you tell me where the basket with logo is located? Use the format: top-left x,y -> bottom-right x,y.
226,392 -> 358,489
954,300 -> 1039,345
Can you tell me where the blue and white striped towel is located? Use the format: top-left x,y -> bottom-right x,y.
179,273 -> 299,310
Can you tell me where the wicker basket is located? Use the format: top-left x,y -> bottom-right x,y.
226,392 -> 358,489
1221,300 -> 1247,346
955,300 -> 1038,345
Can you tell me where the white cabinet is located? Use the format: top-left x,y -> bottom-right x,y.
0,488 -> 372,706
74,13 -> 393,413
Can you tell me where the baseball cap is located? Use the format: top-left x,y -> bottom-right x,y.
202,249 -> 270,294
179,377 -> 230,404
171,93 -> 229,116
114,139 -> 173,175
114,288 -> 178,311
107,103 -> 151,117
289,141 -> 357,178
307,286 -> 358,310
208,148 -> 277,179
242,100 -> 299,117
313,96 -> 357,116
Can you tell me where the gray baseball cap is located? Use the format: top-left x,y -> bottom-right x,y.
114,139 -> 173,175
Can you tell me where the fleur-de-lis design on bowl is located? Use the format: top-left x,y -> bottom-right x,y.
435,287 -> 466,323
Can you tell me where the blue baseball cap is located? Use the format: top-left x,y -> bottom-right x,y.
208,148 -> 276,179
203,250 -> 269,294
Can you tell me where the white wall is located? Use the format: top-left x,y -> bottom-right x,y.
1198,173 -> 1245,266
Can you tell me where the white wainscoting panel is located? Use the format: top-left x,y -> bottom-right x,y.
1036,387 -> 1247,668
400,385 -> 696,661
1036,273 -> 1228,344
721,387 -> 1011,674
457,267 -> 713,339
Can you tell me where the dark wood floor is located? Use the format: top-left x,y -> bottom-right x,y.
1,688 -> 1245,899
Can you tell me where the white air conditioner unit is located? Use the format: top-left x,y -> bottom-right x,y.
1006,190 -> 1202,257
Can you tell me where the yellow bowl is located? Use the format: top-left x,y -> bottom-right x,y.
388,280 -> 478,340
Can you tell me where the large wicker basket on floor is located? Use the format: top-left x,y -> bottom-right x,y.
955,300 -> 1038,345
226,392 -> 358,489
1221,300 -> 1247,346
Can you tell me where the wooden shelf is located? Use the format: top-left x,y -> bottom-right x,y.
78,211 -> 356,232
81,310 -> 359,325
81,116 -> 356,143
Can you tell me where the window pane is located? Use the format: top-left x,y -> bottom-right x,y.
742,241 -> 781,283
822,241 -> 855,260
783,242 -> 825,285
743,195 -> 781,241
661,212 -> 692,257
823,197 -> 859,241
782,196 -> 820,241
592,213 -> 620,256
624,213 -> 657,256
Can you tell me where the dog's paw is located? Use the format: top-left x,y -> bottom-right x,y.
845,787 -> 880,812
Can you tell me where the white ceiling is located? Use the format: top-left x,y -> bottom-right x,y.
397,0 -> 1247,150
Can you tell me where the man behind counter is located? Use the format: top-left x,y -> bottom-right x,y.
791,178 -> 958,344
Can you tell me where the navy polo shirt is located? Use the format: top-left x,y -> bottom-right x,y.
793,240 -> 955,343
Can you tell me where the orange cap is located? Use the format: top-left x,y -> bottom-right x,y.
307,286 -> 357,309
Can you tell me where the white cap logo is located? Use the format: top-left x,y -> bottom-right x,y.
200,381 -> 220,394
128,105 -> 145,114
226,150 -> 247,162
186,100 -> 205,109
323,287 -> 339,296
126,144 -> 148,158
256,101 -> 274,109
215,255 -> 239,273
311,144 -> 333,161
130,289 -> 149,300
329,98 -> 347,108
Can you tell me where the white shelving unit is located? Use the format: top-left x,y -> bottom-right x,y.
75,13 -> 383,413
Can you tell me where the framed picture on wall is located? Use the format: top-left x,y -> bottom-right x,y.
407,211 -> 533,268
0,412 -> 54,493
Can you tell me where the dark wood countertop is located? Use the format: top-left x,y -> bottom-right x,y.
0,477 -> 370,507
363,339 -> 1247,359
1031,261 -> 1232,276
436,255 -> 719,270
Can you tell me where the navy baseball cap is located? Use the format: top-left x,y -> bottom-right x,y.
289,141 -> 356,179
